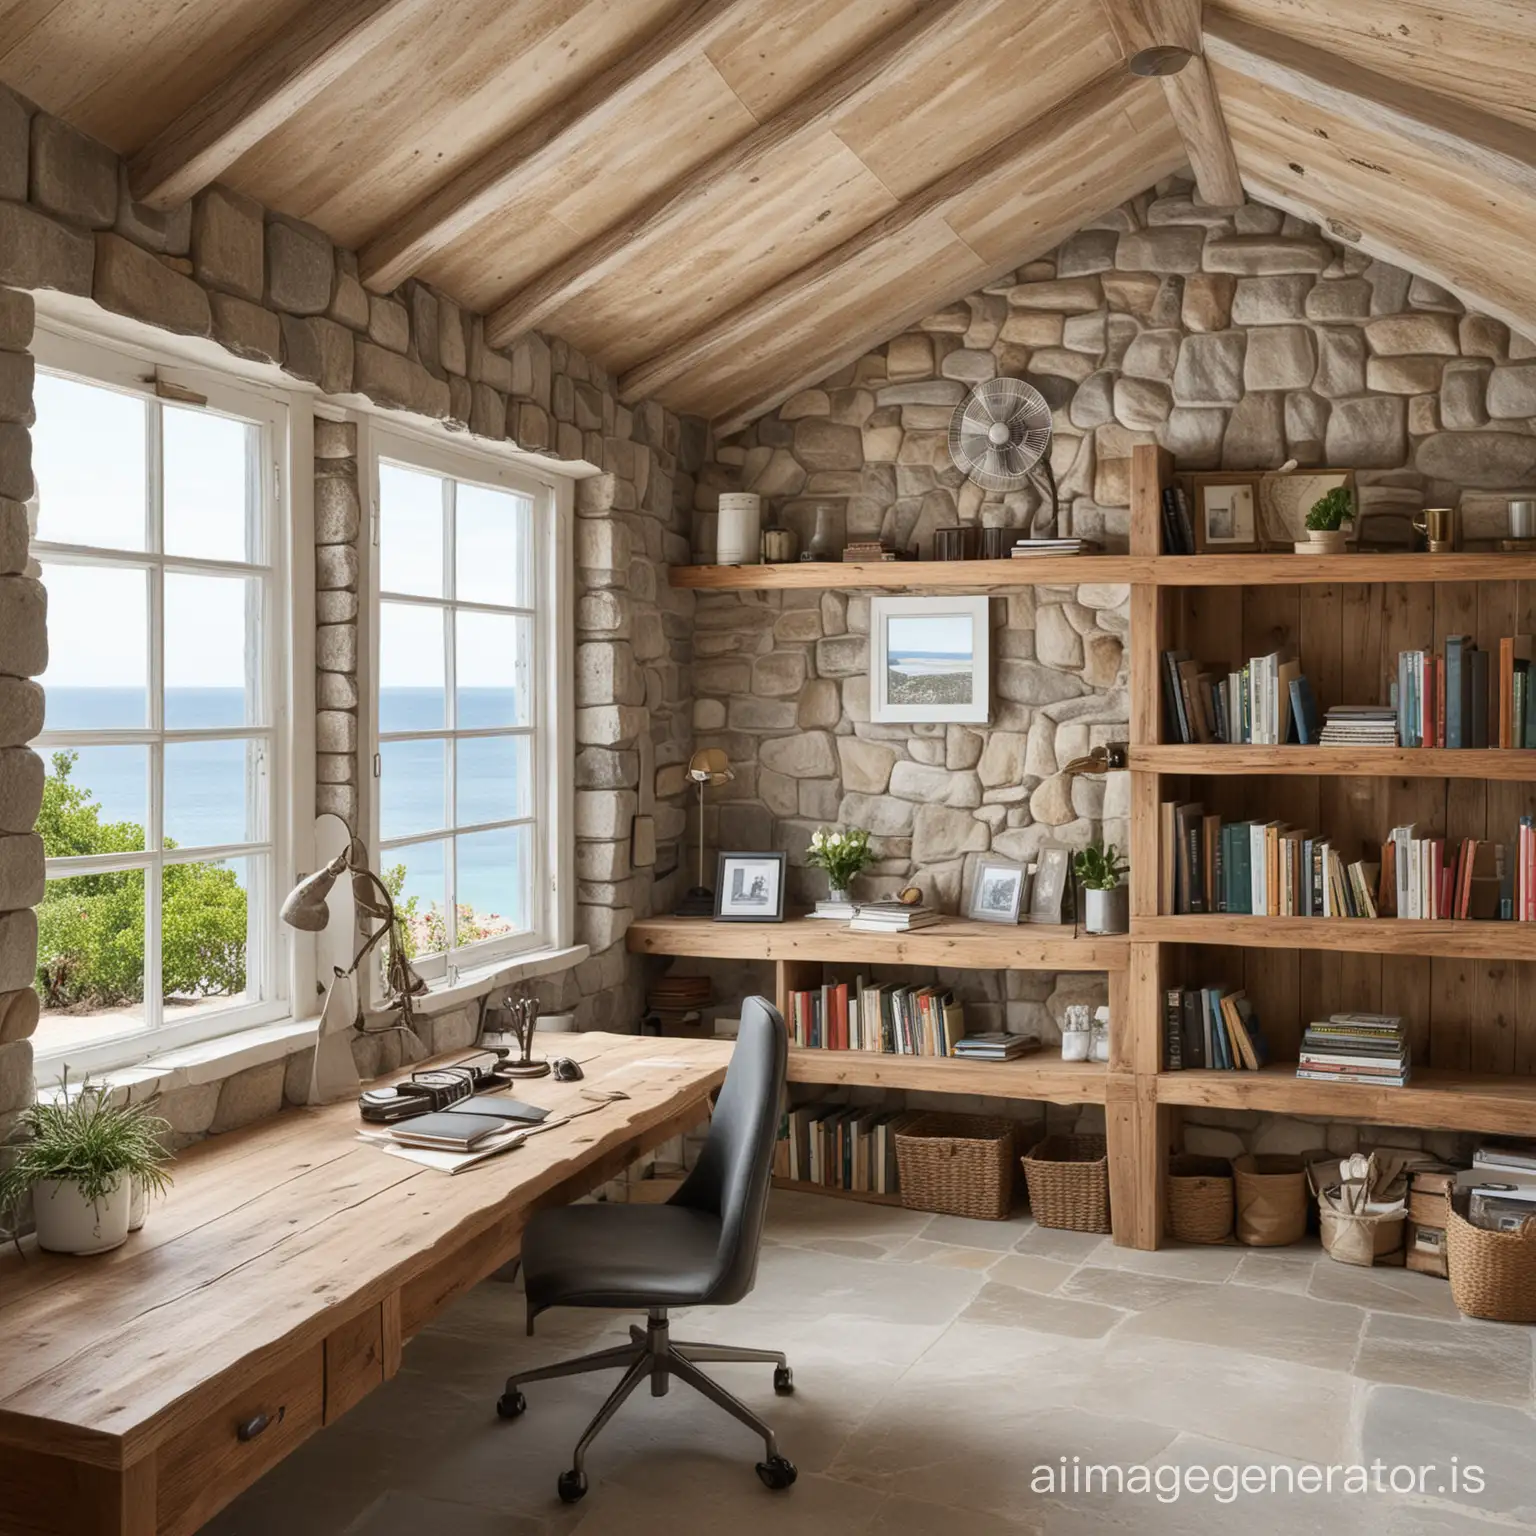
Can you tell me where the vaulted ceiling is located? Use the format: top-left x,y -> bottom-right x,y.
2,0 -> 1534,434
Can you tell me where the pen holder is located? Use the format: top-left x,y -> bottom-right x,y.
504,997 -> 551,1079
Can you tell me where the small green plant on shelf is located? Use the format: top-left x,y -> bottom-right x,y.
1299,485 -> 1355,553
806,826 -> 874,900
0,1075 -> 172,1254
1074,841 -> 1129,936
1074,841 -> 1128,891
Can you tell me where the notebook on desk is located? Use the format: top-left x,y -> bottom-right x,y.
449,1096 -> 550,1124
389,1112 -> 514,1152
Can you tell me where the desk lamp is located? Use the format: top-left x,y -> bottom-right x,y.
675,748 -> 734,917
280,817 -> 429,1103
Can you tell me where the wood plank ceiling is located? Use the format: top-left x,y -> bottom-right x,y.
2,0 -> 1534,433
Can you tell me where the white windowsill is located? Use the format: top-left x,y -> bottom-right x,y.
37,942 -> 590,1104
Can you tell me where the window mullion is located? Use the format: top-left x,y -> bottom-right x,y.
146,401 -> 165,1031
444,475 -> 458,964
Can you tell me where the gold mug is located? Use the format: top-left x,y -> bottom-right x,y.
1412,505 -> 1459,553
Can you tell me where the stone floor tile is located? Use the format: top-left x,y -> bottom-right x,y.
1307,1260 -> 1463,1321
1060,1266 -> 1218,1313
1115,1281 -> 1365,1367
1085,1241 -> 1246,1283
1354,1312 -> 1535,1405
1229,1246 -> 1320,1295
867,1493 -> 1043,1536
344,1490 -> 551,1535
988,1252 -> 1078,1294
889,1237 -> 1004,1269
960,1280 -> 1125,1337
1359,1385 -> 1536,1521
1013,1225 -> 1114,1262
918,1212 -> 1028,1251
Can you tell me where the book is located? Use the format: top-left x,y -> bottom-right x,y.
390,1111 -> 514,1151
952,1032 -> 1042,1060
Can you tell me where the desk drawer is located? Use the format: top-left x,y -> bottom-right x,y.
156,1345 -> 324,1536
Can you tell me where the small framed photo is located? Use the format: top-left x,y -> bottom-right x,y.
968,858 -> 1028,924
1190,474 -> 1263,553
714,852 -> 787,922
1028,846 -> 1072,925
870,594 -> 990,724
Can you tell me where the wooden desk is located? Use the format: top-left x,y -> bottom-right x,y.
0,1032 -> 728,1536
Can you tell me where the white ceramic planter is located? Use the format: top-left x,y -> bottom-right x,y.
1294,529 -> 1348,554
32,1176 -> 131,1255
1084,884 -> 1129,935
716,493 -> 762,566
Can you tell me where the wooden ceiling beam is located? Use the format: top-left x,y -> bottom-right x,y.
484,0 -> 983,350
127,0 -> 433,211
1098,0 -> 1241,207
1204,11 -> 1536,204
358,0 -> 753,295
618,69 -> 1135,407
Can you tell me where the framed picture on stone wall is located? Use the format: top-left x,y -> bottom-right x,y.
714,852 -> 787,922
1027,846 -> 1071,925
869,594 -> 990,724
968,858 -> 1028,925
1190,473 -> 1263,554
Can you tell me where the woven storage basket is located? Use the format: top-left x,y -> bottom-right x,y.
1232,1153 -> 1308,1246
1022,1135 -> 1111,1233
894,1113 -> 1016,1220
1447,1203 -> 1536,1323
1167,1154 -> 1234,1244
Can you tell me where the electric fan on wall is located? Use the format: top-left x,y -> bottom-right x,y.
948,377 -> 1060,530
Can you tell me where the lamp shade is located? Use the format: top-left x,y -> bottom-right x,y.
687,747 -> 734,786
279,849 -> 349,931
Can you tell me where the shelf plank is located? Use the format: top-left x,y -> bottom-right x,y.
1157,1065 -> 1536,1137
1132,745 -> 1536,780
1151,553 -> 1536,585
786,1046 -> 1108,1104
771,1177 -> 904,1208
626,915 -> 1128,971
1136,915 -> 1536,960
668,557 -> 1145,590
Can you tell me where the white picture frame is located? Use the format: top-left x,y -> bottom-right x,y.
1028,846 -> 1072,925
968,858 -> 1028,924
869,594 -> 990,724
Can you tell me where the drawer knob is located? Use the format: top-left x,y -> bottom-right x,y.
236,1406 -> 285,1442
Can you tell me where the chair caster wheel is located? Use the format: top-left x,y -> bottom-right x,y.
557,1469 -> 589,1504
756,1455 -> 798,1491
773,1365 -> 794,1395
495,1391 -> 526,1420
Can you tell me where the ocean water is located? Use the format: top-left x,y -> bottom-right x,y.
42,688 -> 529,923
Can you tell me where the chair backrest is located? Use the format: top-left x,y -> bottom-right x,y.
669,995 -> 787,1306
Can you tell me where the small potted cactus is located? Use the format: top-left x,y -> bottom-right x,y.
1074,841 -> 1129,935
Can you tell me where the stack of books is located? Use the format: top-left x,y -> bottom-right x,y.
775,1102 -> 904,1195
1161,648 -> 1308,744
848,901 -> 942,933
951,1032 -> 1042,1061
1497,636 -> 1536,748
1458,1142 -> 1536,1231
1297,1012 -> 1409,1087
1395,639 -> 1491,748
843,540 -> 900,562
1158,484 -> 1197,554
1318,704 -> 1397,747
647,975 -> 711,1013
1161,985 -> 1269,1071
809,896 -> 858,920
1010,537 -> 1099,557
786,978 -> 965,1056
1386,824 -> 1509,919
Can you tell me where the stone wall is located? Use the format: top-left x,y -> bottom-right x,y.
0,82 -> 700,1147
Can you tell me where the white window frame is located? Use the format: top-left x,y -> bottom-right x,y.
360,422 -> 572,995
28,329 -> 300,1078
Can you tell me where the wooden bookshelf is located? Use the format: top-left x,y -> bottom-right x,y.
668,556 -> 1146,590
1132,744 -> 1536,781
1127,441 -> 1536,1253
787,1045 -> 1107,1104
1157,1065 -> 1536,1137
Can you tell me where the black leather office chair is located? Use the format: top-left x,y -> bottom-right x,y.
496,995 -> 795,1504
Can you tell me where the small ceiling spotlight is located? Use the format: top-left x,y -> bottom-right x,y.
1128,44 -> 1194,76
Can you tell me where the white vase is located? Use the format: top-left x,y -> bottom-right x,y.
1084,884 -> 1129,935
828,886 -> 851,905
32,1176 -> 131,1255
129,1176 -> 149,1232
716,493 -> 762,566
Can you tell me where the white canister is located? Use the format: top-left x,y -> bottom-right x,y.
716,493 -> 762,566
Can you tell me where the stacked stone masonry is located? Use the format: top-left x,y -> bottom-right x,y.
690,177 -> 1536,1154
0,83 -> 702,1141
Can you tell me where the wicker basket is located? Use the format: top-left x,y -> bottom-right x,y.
1167,1154 -> 1234,1244
1022,1135 -> 1111,1233
1232,1153 -> 1309,1247
894,1113 -> 1017,1220
1447,1203 -> 1536,1323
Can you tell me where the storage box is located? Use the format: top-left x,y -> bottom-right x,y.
1406,1219 -> 1448,1277
1408,1168 -> 1457,1228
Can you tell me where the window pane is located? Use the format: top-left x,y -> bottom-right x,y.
163,405 -> 257,563
456,611 -> 531,728
455,825 -> 530,947
40,562 -> 148,728
379,601 -> 445,732
35,866 -> 147,1053
165,573 -> 261,727
163,854 -> 253,1010
32,374 -> 147,550
456,734 -> 531,827
41,747 -> 148,853
384,840 -> 447,960
379,463 -> 442,597
165,739 -> 267,849
380,738 -> 446,842
456,484 -> 532,608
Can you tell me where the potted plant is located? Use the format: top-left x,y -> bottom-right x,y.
1296,484 -> 1354,555
806,826 -> 874,905
0,1079 -> 172,1255
1074,841 -> 1129,935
